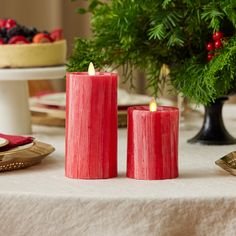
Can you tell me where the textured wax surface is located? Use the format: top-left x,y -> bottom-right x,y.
127,106 -> 179,179
0,105 -> 236,235
65,73 -> 117,179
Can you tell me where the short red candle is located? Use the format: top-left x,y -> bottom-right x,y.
127,106 -> 179,180
65,72 -> 117,179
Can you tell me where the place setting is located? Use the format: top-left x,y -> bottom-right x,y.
29,88 -> 174,128
0,133 -> 54,172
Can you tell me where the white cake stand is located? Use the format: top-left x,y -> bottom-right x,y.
0,66 -> 66,135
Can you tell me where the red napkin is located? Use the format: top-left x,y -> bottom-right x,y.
0,133 -> 34,151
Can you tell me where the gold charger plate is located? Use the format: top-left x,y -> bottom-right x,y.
0,141 -> 55,172
215,151 -> 236,176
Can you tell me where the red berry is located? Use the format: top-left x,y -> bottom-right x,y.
0,19 -> 6,28
0,38 -> 4,44
207,53 -> 214,61
213,31 -> 223,41
33,33 -> 53,43
206,42 -> 214,51
214,40 -> 222,49
5,19 -> 17,30
50,28 -> 63,41
8,35 -> 29,44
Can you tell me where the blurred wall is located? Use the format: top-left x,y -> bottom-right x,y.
0,0 -> 63,30
63,0 -> 91,54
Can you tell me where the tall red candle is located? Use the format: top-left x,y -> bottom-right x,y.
65,71 -> 117,179
127,105 -> 179,180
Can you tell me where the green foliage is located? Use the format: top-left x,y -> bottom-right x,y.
67,38 -> 107,72
68,0 -> 236,105
172,38 -> 236,104
204,38 -> 236,95
201,2 -> 225,30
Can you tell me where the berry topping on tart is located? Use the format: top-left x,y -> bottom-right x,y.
8,35 -> 29,44
50,29 -> 63,41
33,33 -> 53,43
0,18 -> 63,45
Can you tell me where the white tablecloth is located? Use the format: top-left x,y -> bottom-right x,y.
1,105 -> 236,236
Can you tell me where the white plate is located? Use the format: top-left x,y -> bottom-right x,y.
36,90 -> 151,107
35,90 -> 173,107
37,92 -> 66,107
0,138 -> 9,147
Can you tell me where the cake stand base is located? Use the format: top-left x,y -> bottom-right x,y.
0,66 -> 66,135
0,80 -> 31,135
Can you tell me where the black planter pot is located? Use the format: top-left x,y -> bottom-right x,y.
188,96 -> 236,145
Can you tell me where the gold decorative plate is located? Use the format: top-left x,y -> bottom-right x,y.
0,141 -> 55,172
215,151 -> 236,176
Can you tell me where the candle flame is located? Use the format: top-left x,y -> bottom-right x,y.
149,98 -> 157,112
88,62 -> 96,75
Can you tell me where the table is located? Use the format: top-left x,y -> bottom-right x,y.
0,104 -> 236,236
0,66 -> 66,135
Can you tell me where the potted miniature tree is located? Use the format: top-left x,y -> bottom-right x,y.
68,0 -> 236,145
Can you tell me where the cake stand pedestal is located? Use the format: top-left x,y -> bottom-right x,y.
0,66 -> 66,135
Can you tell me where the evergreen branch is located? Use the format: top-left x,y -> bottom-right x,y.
148,24 -> 166,40
68,0 -> 236,104
162,0 -> 173,9
67,38 -> 108,72
171,61 -> 216,105
201,3 -> 225,30
167,29 -> 185,47
221,0 -> 236,28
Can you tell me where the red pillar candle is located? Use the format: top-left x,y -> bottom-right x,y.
127,103 -> 179,180
65,69 -> 117,179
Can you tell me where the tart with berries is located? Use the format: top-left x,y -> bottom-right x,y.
0,19 -> 66,68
